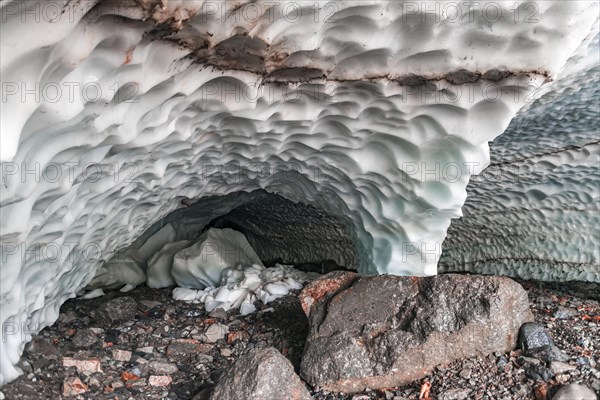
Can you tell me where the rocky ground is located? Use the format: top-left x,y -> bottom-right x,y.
2,276 -> 599,400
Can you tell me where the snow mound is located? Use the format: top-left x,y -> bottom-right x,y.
172,264 -> 309,315
172,228 -> 264,289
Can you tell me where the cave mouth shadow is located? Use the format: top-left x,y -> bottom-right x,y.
134,189 -> 362,275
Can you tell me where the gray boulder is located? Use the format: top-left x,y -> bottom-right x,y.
210,347 -> 311,400
518,322 -> 568,362
300,272 -> 533,393
552,384 -> 598,400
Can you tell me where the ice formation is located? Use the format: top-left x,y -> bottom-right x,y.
171,227 -> 263,289
172,263 -> 308,316
0,0 -> 598,386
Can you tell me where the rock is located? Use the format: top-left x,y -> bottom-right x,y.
112,349 -> 132,362
552,384 -> 597,400
518,323 -> 568,362
149,360 -> 178,375
63,377 -> 88,396
300,272 -> 533,393
439,388 -> 472,400
139,300 -> 163,311
210,347 -> 311,400
25,338 -> 58,357
554,307 -> 577,320
149,375 -> 173,387
549,361 -> 577,374
62,357 -> 102,374
166,339 -> 210,356
97,296 -> 138,323
205,323 -> 229,343
72,328 -> 98,348
525,364 -> 554,382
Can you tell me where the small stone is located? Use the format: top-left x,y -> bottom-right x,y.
72,328 -> 98,348
121,371 -> 140,381
525,364 -> 554,382
166,339 -> 202,356
112,349 -> 133,362
97,296 -> 138,323
227,331 -> 250,344
58,310 -> 77,324
196,354 -> 214,364
554,307 -> 577,320
459,368 -> 472,379
149,375 -> 173,387
62,357 -> 102,374
552,384 -> 597,400
209,308 -> 227,319
204,324 -> 229,343
137,346 -> 154,354
149,361 -> 178,375
220,348 -> 232,357
139,300 -> 163,311
549,361 -> 576,374
439,388 -> 471,400
63,377 -> 88,396
533,383 -> 548,400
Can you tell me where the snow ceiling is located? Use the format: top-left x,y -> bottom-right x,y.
0,0 -> 599,386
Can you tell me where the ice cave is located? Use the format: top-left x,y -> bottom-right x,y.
0,1 -> 599,399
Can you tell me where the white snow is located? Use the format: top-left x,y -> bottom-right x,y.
172,263 -> 310,316
0,0 -> 598,387
147,240 -> 193,288
171,228 -> 263,289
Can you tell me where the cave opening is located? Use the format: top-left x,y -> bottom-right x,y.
86,188 -> 362,296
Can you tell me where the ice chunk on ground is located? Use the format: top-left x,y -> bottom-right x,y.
173,264 -> 311,315
171,228 -> 263,289
147,240 -> 193,288
172,287 -> 200,302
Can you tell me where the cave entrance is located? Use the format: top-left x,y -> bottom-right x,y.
88,189 -> 360,294
201,191 -> 358,274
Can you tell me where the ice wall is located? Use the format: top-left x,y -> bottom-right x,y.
0,0 -> 598,386
440,33 -> 600,281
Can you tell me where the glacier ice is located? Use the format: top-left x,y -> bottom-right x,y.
0,0 -> 598,386
171,228 -> 264,289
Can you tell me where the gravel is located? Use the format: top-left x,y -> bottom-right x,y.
1,277 -> 598,399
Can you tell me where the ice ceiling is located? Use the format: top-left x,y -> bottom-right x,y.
0,0 -> 599,386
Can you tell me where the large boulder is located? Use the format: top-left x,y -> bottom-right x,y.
210,347 -> 311,400
300,272 -> 534,393
172,228 -> 263,289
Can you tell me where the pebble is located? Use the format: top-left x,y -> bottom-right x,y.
112,349 -> 132,362
149,361 -> 178,375
204,323 -> 229,343
549,361 -> 576,374
149,375 -> 173,387
63,377 -> 88,396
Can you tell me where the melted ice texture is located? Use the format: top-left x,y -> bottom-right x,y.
0,0 -> 598,386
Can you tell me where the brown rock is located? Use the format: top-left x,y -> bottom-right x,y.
299,270 -> 358,316
63,377 -> 88,396
300,272 -> 534,393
